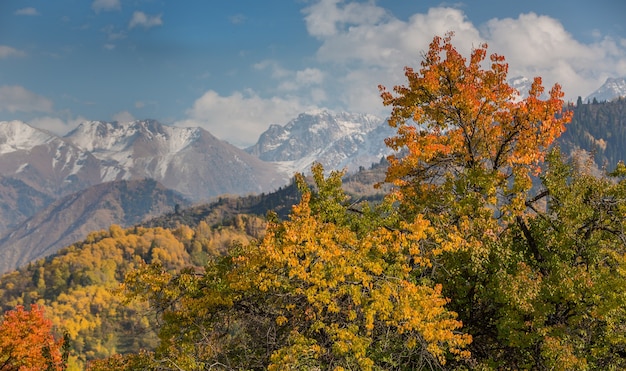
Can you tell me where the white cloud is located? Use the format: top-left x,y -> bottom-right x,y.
29,115 -> 88,136
0,45 -> 25,59
177,89 -> 318,147
103,44 -> 116,50
253,60 -> 291,79
229,14 -> 247,25
102,25 -> 127,41
112,110 -> 135,122
296,68 -> 325,85
278,68 -> 325,91
253,61 -> 327,103
129,11 -> 163,29
0,86 -> 53,113
15,7 -> 39,16
308,6 -> 480,67
303,0 -> 389,38
300,1 -> 626,111
92,0 -> 121,13
483,13 -> 626,100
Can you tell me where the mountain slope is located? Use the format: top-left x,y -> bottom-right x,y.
0,178 -> 190,274
0,176 -> 55,233
558,98 -> 626,170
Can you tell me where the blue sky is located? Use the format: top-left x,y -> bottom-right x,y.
1,0 -> 625,147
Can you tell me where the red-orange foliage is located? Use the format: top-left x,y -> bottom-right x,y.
0,304 -> 66,371
379,32 -> 572,217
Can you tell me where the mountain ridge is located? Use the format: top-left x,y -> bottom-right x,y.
246,110 -> 393,175
0,178 -> 190,274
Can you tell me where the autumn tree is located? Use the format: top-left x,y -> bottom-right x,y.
0,304 -> 68,371
379,32 -> 626,368
123,164 -> 471,370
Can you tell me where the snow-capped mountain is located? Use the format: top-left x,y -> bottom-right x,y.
65,119 -> 205,182
0,119 -> 287,203
246,110 -> 394,175
0,120 -> 103,198
586,77 -> 626,102
509,76 -> 534,99
507,76 -> 554,100
64,120 -> 286,201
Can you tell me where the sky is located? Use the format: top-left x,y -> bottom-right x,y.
1,0 -> 625,147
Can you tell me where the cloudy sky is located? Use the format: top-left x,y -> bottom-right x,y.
1,0 -> 625,147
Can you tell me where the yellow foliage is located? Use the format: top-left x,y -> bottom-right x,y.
231,168 -> 471,367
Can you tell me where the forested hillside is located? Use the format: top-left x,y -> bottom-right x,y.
559,97 -> 626,169
0,217 -> 266,369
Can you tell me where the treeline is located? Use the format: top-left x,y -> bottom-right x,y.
560,96 -> 626,170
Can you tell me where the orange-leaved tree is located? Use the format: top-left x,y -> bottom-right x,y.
377,32 -> 626,369
380,32 -> 571,219
0,304 -> 68,371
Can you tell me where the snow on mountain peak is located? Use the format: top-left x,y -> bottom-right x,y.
0,120 -> 56,154
63,119 -> 204,181
66,120 -> 200,155
586,77 -> 626,102
247,110 -> 391,175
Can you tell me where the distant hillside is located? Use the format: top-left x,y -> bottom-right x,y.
0,222 -> 260,368
0,197 -> 281,367
142,162 -> 388,232
0,179 -> 190,274
558,98 -> 626,170
0,176 -> 55,232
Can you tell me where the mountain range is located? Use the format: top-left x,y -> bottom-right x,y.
0,76 -> 624,274
0,179 -> 189,274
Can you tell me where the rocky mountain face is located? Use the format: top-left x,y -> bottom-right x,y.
246,110 -> 394,175
0,178 -> 190,274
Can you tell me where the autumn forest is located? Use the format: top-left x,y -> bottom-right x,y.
2,34 -> 626,370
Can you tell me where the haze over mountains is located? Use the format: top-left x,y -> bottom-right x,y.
0,111 -> 393,273
0,76 -> 624,274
